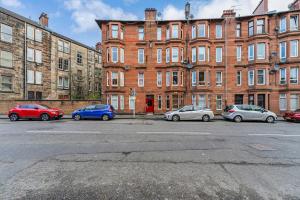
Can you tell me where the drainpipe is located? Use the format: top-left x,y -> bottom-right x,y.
24,22 -> 27,100
225,18 -> 228,105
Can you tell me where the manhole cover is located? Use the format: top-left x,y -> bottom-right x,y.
249,144 -> 276,151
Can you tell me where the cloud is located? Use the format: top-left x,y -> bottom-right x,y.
0,0 -> 22,7
162,4 -> 185,20
123,0 -> 139,4
64,0 -> 138,33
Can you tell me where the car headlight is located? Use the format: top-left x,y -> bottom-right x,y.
51,111 -> 58,114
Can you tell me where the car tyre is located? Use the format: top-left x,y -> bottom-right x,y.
202,115 -> 210,122
102,114 -> 109,121
73,114 -> 81,121
9,113 -> 19,121
172,115 -> 180,122
233,115 -> 242,123
266,116 -> 275,123
40,113 -> 50,121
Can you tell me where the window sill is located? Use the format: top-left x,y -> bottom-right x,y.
0,66 -> 14,69
0,90 -> 13,93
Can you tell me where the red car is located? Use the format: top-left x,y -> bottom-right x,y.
283,109 -> 300,122
8,104 -> 64,121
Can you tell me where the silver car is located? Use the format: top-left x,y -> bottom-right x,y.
164,105 -> 214,122
222,104 -> 277,123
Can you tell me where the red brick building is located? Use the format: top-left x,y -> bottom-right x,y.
96,0 -> 300,115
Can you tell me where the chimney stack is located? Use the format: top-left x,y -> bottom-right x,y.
39,12 -> 49,27
289,0 -> 300,10
253,0 -> 268,15
145,8 -> 157,21
222,9 -> 236,18
96,42 -> 102,52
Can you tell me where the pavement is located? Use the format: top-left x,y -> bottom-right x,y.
0,119 -> 299,200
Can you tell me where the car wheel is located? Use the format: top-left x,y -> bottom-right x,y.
40,114 -> 50,121
9,113 -> 19,121
102,114 -> 109,121
202,115 -> 210,122
234,115 -> 242,123
73,114 -> 81,121
266,116 -> 275,123
172,115 -> 180,122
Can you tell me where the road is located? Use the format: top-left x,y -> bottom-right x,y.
0,119 -> 299,200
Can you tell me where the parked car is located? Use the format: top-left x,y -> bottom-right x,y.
283,109 -> 300,122
72,104 -> 116,121
164,105 -> 214,122
222,104 -> 277,123
8,104 -> 64,121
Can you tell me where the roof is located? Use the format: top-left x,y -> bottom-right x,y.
0,6 -> 99,52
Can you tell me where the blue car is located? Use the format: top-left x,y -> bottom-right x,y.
72,104 -> 116,121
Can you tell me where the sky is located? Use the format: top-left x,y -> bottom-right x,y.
0,0 -> 295,47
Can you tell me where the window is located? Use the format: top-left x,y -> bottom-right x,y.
256,19 -> 265,34
138,49 -> 144,64
120,71 -> 124,87
111,95 -> 119,110
138,72 -> 144,87
172,71 -> 178,86
166,71 -> 170,86
112,25 -> 118,39
35,71 -> 42,85
27,70 -> 34,84
280,68 -> 287,84
192,71 -> 196,86
199,71 -> 205,86
216,95 -> 222,110
236,46 -> 242,62
216,47 -> 222,62
27,25 -> 34,40
112,47 -> 118,63
216,71 -> 222,86
158,95 -> 162,110
181,48 -> 184,62
0,50 -> 12,68
216,24 -> 222,38
280,17 -> 286,33
64,59 -> 69,71
120,95 -> 124,110
27,48 -> 34,62
77,52 -> 82,64
248,70 -> 254,86
106,48 -> 110,62
248,44 -> 254,61
279,94 -> 287,111
157,27 -> 162,40
157,72 -> 162,87
198,95 -> 206,108
120,48 -> 124,63
237,71 -> 242,86
290,95 -> 299,111
192,47 -> 197,63
172,24 -> 178,38
1,24 -> 12,43
198,24 -> 205,37
290,40 -> 298,57
120,27 -> 124,40
236,23 -> 241,37
0,75 -> 12,91
207,47 -> 210,62
192,95 -> 196,106
58,58 -> 63,70
166,95 -> 170,110
111,72 -> 118,86
290,15 -> 299,31
35,29 -> 42,42
198,46 -> 205,61
172,47 -> 179,62
257,43 -> 266,59
257,69 -> 266,85
64,77 -> 69,89
106,72 -> 110,86
248,21 -> 254,36
172,94 -> 179,110
58,76 -> 63,88
166,48 -> 170,63
129,95 -> 135,110
290,67 -> 298,84
35,50 -> 42,63
280,42 -> 287,61
58,41 -> 64,52
192,25 -> 196,39
166,26 -> 170,40
157,48 -> 162,63
180,71 -> 184,86
138,27 -> 144,40
64,42 -> 70,53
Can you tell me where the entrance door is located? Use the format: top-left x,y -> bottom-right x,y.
146,95 -> 154,113
235,94 -> 244,105
257,94 -> 266,108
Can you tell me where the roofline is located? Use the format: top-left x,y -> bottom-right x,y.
0,6 -> 99,52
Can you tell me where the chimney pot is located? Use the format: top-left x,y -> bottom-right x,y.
39,12 -> 49,27
145,8 -> 157,21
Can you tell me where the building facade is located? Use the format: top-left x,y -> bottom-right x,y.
0,7 -> 102,101
97,1 -> 300,115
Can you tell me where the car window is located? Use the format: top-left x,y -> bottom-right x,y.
241,105 -> 252,111
224,105 -> 234,112
19,105 -> 29,109
251,105 -> 262,111
85,105 -> 96,110
95,104 -> 106,110
181,106 -> 194,112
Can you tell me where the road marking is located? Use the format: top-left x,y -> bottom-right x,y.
248,134 -> 300,137
136,132 -> 211,135
26,130 -> 102,134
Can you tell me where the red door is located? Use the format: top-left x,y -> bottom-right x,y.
146,96 -> 154,113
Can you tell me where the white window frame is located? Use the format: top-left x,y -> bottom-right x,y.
171,47 -> 179,63
216,95 -> 222,110
166,71 -> 170,87
216,24 -> 222,38
138,27 -> 144,40
27,70 -> 34,84
0,24 -> 13,43
257,69 -> 266,85
172,24 -> 179,39
290,94 -> 299,111
138,48 -> 144,64
111,25 -> 119,39
120,71 -> 124,87
290,15 -> 299,31
111,72 -> 118,86
158,95 -> 162,110
166,48 -> 170,63
138,72 -> 144,87
35,71 -> 42,85
0,50 -> 13,68
157,71 -> 162,87
192,25 -> 196,39
111,95 -> 119,110
198,46 -> 205,61
120,95 -> 124,110
248,70 -> 255,86
290,67 -> 299,84
35,29 -> 42,42
257,43 -> 266,60
129,95 -> 135,110
216,71 -> 222,86
157,48 -> 162,63
279,94 -> 287,111
192,71 -> 196,86
172,71 -> 178,86
26,25 -> 34,40
111,47 -> 118,63
27,48 -> 34,62
198,24 -> 206,37
157,27 -> 162,40
279,68 -> 287,85
248,44 -> 254,61
290,40 -> 298,58
120,48 -> 124,63
280,42 -> 287,60
216,47 -> 222,63
280,16 -> 287,33
237,71 -> 242,86
236,46 -> 242,62
192,47 -> 197,63
35,50 -> 42,63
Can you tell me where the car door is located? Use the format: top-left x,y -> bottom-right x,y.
24,104 -> 38,118
192,107 -> 203,120
82,105 -> 96,119
93,105 -> 106,119
250,105 -> 264,120
179,106 -> 194,120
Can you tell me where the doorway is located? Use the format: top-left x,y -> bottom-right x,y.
146,95 -> 154,113
234,94 -> 244,105
257,94 -> 266,108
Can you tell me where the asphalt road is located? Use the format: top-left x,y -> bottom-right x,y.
0,119 -> 299,200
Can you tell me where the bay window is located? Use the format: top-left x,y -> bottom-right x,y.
172,24 -> 179,38
280,17 -> 286,33
172,71 -> 178,86
248,44 -> 254,61
198,95 -> 206,108
120,71 -> 124,87
166,71 -> 170,86
112,25 -> 119,38
256,19 -> 265,34
172,47 -> 179,62
236,46 -> 242,62
290,40 -> 298,57
198,46 -> 205,61
111,72 -> 118,86
257,43 -> 266,60
111,47 -> 118,63
280,42 -> 287,61
192,47 -> 196,63
248,21 -> 254,36
290,95 -> 299,111
198,24 -> 205,37
192,71 -> 196,86
290,15 -> 299,31
120,48 -> 124,63
166,48 -> 170,63
199,71 -> 205,86
111,95 -> 119,110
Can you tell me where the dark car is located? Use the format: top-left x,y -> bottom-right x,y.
283,109 -> 300,122
72,104 -> 116,121
8,104 -> 64,121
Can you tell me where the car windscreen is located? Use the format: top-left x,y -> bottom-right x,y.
38,105 -> 49,109
224,105 -> 234,112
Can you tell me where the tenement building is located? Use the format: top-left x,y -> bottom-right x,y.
96,0 -> 300,115
0,7 -> 102,100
